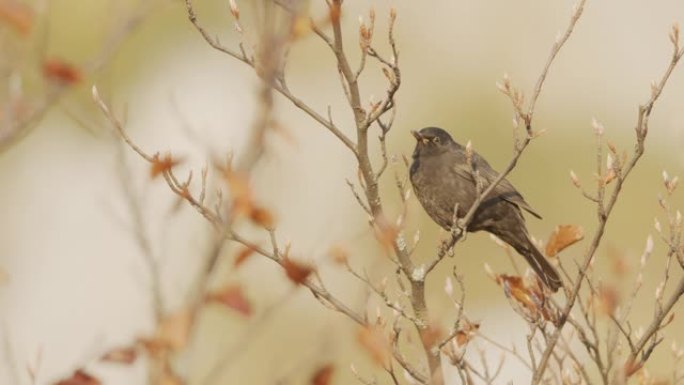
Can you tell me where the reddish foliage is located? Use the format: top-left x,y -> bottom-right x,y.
0,1 -> 33,35
310,364 -> 335,385
234,244 -> 257,267
545,224 -> 584,257
205,284 -> 253,317
282,257 -> 313,285
357,326 -> 391,367
54,370 -> 100,385
150,153 -> 182,179
43,59 -> 82,84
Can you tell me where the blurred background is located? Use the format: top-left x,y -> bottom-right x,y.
0,0 -> 683,384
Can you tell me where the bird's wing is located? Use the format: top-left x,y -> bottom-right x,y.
473,153 -> 543,219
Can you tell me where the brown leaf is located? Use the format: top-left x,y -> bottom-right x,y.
497,275 -> 535,310
282,257 -> 313,285
623,358 -> 643,377
150,153 -> 182,179
329,245 -> 348,265
99,346 -> 138,365
607,245 -> 629,277
249,206 -> 274,229
43,59 -> 82,84
0,1 -> 33,35
357,326 -> 391,367
159,370 -> 185,385
310,364 -> 335,385
454,321 -> 480,347
205,284 -> 252,317
0,267 -> 8,285
545,225 -> 584,257
156,308 -> 194,351
420,324 -> 444,348
373,216 -> 399,252
54,369 -> 101,385
598,285 -> 620,316
234,244 -> 257,267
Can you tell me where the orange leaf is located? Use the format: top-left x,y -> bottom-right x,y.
282,257 -> 313,285
420,323 -> 444,348
156,308 -> 194,351
234,244 -> 257,267
150,153 -> 182,179
310,364 -> 335,385
43,59 -> 82,84
0,1 -> 33,35
54,369 -> 101,385
598,285 -> 620,316
100,346 -> 138,364
545,225 -> 584,257
329,245 -> 348,265
454,321 -> 480,347
205,284 -> 252,317
357,326 -> 391,367
249,206 -> 274,229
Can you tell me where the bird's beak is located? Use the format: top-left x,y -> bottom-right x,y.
412,130 -> 430,144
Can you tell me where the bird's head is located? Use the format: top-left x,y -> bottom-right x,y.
411,127 -> 455,158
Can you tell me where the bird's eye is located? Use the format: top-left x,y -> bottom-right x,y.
432,137 -> 440,144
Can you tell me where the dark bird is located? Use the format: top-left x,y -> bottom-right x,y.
409,127 -> 562,292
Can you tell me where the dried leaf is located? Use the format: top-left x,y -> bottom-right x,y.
0,1 -> 33,35
157,308 -> 193,351
607,245 -> 629,277
205,284 -> 252,317
454,320 -> 480,347
43,59 -> 82,84
249,206 -> 274,229
54,369 -> 101,385
623,358 -> 643,377
420,324 -> 444,348
329,244 -> 348,265
598,285 -> 620,316
357,326 -> 391,367
545,225 -> 584,257
99,346 -> 138,364
159,370 -> 185,385
373,216 -> 398,251
150,153 -> 182,179
310,364 -> 335,385
282,257 -> 313,285
498,275 -> 535,310
234,244 -> 257,267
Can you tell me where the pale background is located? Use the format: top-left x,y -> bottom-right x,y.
0,0 -> 683,384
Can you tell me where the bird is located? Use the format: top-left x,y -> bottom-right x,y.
409,126 -> 562,292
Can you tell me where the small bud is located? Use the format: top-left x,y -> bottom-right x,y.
591,117 -> 604,136
670,23 -> 680,48
606,153 -> 614,171
570,170 -> 581,188
465,140 -> 473,164
644,235 -> 654,259
445,277 -> 454,296
668,176 -> 679,193
655,282 -> 665,302
676,210 -> 682,227
654,218 -> 662,233
663,170 -> 670,184
607,141 -> 617,154
484,263 -> 496,281
412,230 -> 420,246
229,0 -> 240,19
649,81 -> 659,99
389,7 -> 397,22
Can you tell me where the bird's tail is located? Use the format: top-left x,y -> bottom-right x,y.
497,231 -> 563,292
520,243 -> 563,292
